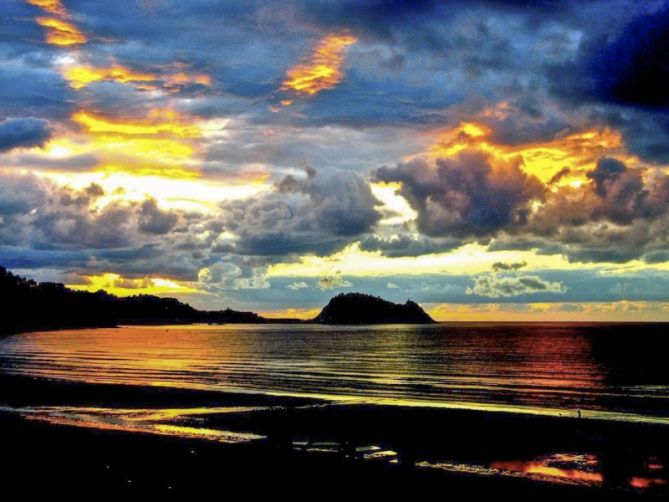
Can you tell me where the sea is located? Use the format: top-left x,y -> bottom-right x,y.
1,323 -> 668,422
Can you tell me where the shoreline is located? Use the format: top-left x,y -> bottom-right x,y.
1,373 -> 668,498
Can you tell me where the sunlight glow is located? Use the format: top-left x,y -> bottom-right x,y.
68,273 -> 198,296
44,170 -> 269,213
370,181 -> 418,226
267,242 -> 584,278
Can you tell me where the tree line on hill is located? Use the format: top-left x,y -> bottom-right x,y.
0,265 -> 435,335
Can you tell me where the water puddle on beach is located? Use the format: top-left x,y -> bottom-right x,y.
418,453 -> 667,492
292,439 -> 399,462
3,403 -> 668,494
7,405 -> 268,444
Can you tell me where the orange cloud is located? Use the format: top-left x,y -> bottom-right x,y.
423,121 -> 631,186
281,33 -> 357,99
26,0 -> 65,15
36,17 -> 87,45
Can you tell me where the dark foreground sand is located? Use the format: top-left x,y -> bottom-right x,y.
1,374 -> 667,500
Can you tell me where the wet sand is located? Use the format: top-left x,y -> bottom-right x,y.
1,374 -> 668,499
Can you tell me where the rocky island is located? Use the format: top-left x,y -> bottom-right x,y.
313,292 -> 435,324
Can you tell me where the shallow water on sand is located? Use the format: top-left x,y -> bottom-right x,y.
1,323 -> 669,422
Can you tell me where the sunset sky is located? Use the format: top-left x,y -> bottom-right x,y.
2,0 -> 669,320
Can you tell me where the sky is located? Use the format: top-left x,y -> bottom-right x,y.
2,0 -> 669,321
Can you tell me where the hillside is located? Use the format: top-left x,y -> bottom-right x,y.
313,293 -> 435,324
0,266 -> 265,335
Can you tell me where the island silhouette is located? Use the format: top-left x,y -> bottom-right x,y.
314,292 -> 435,324
0,265 -> 434,334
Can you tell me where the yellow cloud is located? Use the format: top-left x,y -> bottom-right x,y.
36,17 -> 86,45
281,33 -> 357,99
72,110 -> 200,138
69,109 -> 202,178
62,64 -> 212,91
68,273 -> 198,296
64,65 -> 158,90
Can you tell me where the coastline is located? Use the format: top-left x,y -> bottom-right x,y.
1,373 -> 668,498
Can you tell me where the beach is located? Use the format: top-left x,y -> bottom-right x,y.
1,371 -> 668,499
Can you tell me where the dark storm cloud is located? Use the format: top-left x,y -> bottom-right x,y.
296,0 -> 570,44
374,152 -> 544,238
546,3 -> 669,162
220,167 -> 380,256
0,117 -> 52,152
600,108 -> 669,164
138,199 -> 179,235
587,7 -> 669,109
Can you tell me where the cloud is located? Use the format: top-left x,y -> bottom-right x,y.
492,261 -> 527,271
197,261 -> 270,291
516,158 -> 669,262
466,274 -> 566,298
374,151 -> 544,238
372,152 -> 669,263
280,33 -> 357,101
220,166 -> 380,257
317,273 -> 352,290
0,173 -> 194,256
35,17 -> 87,46
286,281 -> 309,290
0,118 -> 52,152
138,199 -> 179,235
587,7 -> 669,109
